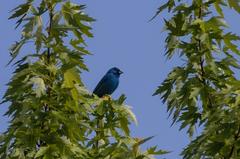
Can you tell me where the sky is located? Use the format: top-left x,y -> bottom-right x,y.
0,1 -> 239,159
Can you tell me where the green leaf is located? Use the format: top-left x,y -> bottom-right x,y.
147,146 -> 170,155
29,77 -> 46,97
8,40 -> 26,65
120,118 -> 130,136
206,16 -> 229,28
35,16 -> 43,53
134,136 -> 155,147
224,33 -> 240,54
150,0 -> 175,20
62,68 -> 81,100
121,105 -> 138,125
35,146 -> 49,158
22,17 -> 36,38
9,1 -> 32,19
214,1 -> 224,17
62,68 -> 81,88
228,0 -> 240,13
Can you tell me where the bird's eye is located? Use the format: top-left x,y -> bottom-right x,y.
118,70 -> 123,74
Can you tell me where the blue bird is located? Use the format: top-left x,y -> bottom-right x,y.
93,67 -> 123,97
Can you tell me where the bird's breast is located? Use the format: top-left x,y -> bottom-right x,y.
105,76 -> 119,94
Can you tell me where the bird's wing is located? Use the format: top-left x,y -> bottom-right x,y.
93,74 -> 108,96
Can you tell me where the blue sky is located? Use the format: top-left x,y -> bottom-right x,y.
1,1 -> 239,159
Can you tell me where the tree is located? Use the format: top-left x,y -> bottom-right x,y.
0,0 -> 167,158
153,0 -> 240,158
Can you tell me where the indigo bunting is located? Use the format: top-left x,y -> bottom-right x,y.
93,67 -> 123,97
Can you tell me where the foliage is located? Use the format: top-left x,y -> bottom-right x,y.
153,0 -> 240,158
0,0 -> 167,158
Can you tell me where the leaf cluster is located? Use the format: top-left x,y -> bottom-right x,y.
1,0 -> 167,158
154,0 -> 240,158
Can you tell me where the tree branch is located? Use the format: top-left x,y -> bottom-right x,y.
44,3 -> 54,112
226,126 -> 240,159
39,2 -> 54,148
47,6 -> 53,64
197,2 -> 213,109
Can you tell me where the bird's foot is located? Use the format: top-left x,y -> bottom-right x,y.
102,95 -> 111,101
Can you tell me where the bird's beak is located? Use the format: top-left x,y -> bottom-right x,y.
119,70 -> 123,74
